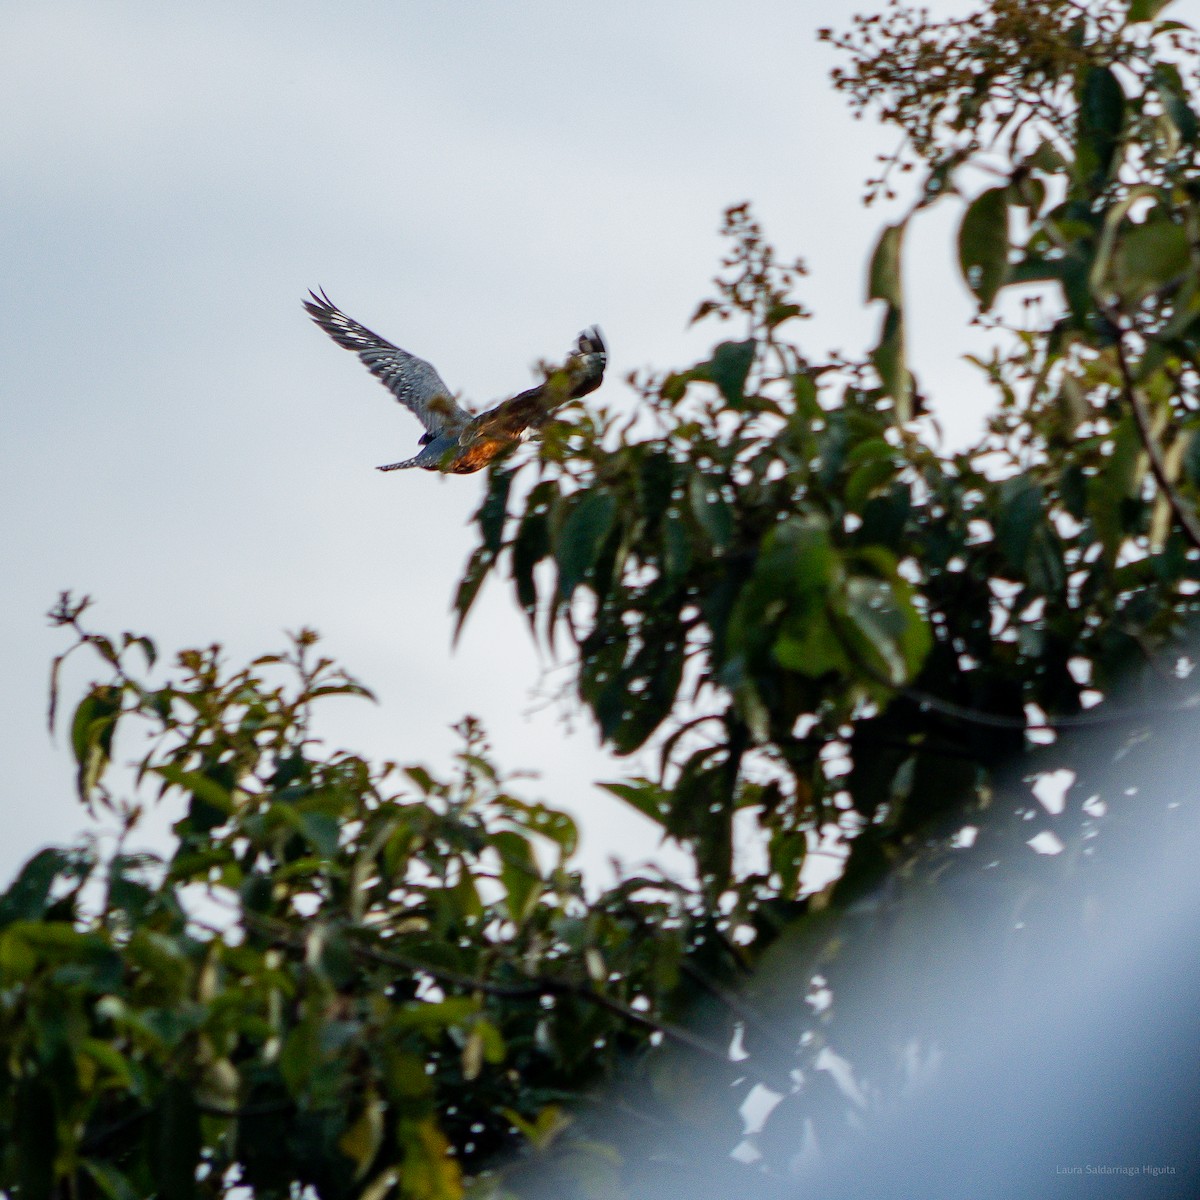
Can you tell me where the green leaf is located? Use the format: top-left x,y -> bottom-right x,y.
996,475 -> 1044,572
870,305 -> 911,422
1113,219 -> 1191,304
767,828 -> 808,899
620,637 -> 686,754
1077,66 -> 1125,183
599,778 -> 672,827
359,1168 -> 400,1200
1088,415 -> 1142,558
772,610 -> 850,678
846,453 -> 898,512
688,475 -> 734,551
476,467 -> 514,555
83,1162 -> 141,1200
663,514 -> 693,581
78,1038 -> 136,1089
505,796 -> 578,856
1013,174 -> 1046,216
382,1050 -> 433,1100
299,810 -> 340,858
12,920 -> 97,952
661,371 -> 689,402
1088,183 -> 1158,298
1129,0 -> 1176,21
735,678 -> 772,744
638,450 -> 676,525
340,1092 -> 385,1180
154,765 -> 233,816
512,481 -> 555,626
1156,64 -> 1199,144
392,997 -> 480,1036
866,224 -> 912,419
151,1079 -> 200,1200
725,514 -> 833,667
556,490 -> 617,599
771,515 -> 836,593
461,1024 -> 485,1081
837,574 -> 931,686
791,371 -> 821,418
709,339 -> 757,406
1007,256 -> 1067,287
70,685 -> 121,801
15,1080 -> 56,1200
673,761 -> 734,887
126,928 -> 192,994
397,1116 -> 463,1200
279,1016 -> 320,1093
1184,427 -> 1200,488
502,1104 -> 570,1150
958,187 -> 1009,309
475,1016 -> 506,1065
867,222 -> 905,307
122,632 -> 158,670
732,515 -> 849,676
766,302 -> 803,328
404,765 -> 437,794
1025,140 -> 1067,173
492,830 -> 541,923
859,481 -> 912,551
197,1056 -> 242,1112
0,928 -> 37,979
0,848 -> 70,925
452,545 -> 493,643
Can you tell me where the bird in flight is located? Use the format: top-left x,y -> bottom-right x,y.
304,289 -> 607,474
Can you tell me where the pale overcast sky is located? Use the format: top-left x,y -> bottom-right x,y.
1,0 -> 1002,888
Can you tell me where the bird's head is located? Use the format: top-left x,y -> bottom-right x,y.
567,326 -> 607,398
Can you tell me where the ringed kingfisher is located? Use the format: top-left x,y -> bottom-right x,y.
304,289 -> 607,474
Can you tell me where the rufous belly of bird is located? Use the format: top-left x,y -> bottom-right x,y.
449,439 -> 511,474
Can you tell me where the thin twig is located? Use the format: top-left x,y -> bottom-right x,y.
680,961 -> 800,1061
844,629 -> 1200,732
1111,323 -> 1200,555
899,683 -> 1199,731
344,929 -> 762,1080
202,906 -> 762,1084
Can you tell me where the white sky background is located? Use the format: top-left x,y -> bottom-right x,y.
0,0 -> 1001,890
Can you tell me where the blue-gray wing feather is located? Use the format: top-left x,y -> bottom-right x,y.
304,289 -> 470,436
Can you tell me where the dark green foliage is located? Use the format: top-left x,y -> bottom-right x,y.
8,2 -> 1200,1196
958,186 -> 1010,309
3,603 -> 724,1199
1077,65 -> 1126,185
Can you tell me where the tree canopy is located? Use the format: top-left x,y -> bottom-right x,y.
5,1 -> 1200,1196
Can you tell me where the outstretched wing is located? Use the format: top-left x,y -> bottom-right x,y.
304,289 -> 470,436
